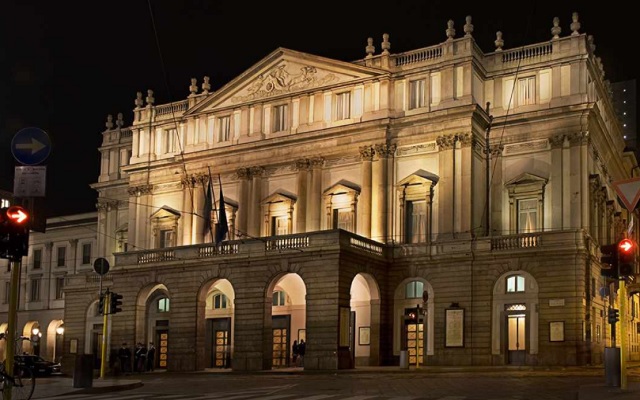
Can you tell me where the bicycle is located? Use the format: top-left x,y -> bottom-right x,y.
0,333 -> 36,400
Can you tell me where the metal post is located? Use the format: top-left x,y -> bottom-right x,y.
4,260 -> 22,400
620,280 -> 628,390
484,102 -> 493,237
99,291 -> 110,379
415,303 -> 420,369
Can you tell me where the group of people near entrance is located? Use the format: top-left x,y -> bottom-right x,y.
117,342 -> 156,374
291,339 -> 305,367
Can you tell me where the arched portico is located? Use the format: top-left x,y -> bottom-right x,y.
350,272 -> 381,366
196,278 -> 236,370
136,283 -> 171,370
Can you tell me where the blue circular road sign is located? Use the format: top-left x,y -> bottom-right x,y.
11,127 -> 52,165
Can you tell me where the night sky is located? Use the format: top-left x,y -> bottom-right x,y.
1,1 -> 635,218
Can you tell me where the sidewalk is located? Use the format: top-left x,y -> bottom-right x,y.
30,363 -> 640,399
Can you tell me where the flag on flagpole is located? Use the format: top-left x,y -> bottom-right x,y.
202,177 -> 214,239
215,175 -> 229,245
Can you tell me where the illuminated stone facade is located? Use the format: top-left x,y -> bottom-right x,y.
62,14 -> 640,371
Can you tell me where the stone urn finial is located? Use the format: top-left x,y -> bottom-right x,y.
365,37 -> 375,58
551,17 -> 561,39
446,19 -> 455,41
570,12 -> 581,35
494,31 -> 504,52
202,76 -> 211,94
135,91 -> 144,108
116,113 -> 124,128
146,89 -> 155,106
464,16 -> 474,37
105,114 -> 114,130
381,33 -> 390,55
189,78 -> 198,95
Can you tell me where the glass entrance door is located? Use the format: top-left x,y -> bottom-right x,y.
507,314 -> 526,365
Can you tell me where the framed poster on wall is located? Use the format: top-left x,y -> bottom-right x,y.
445,308 -> 464,347
359,327 -> 371,345
550,321 -> 564,342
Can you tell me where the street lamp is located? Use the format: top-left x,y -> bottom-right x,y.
56,325 -> 64,335
55,324 -> 64,362
31,326 -> 41,356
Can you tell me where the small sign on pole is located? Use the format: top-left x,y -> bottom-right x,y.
613,177 -> 640,212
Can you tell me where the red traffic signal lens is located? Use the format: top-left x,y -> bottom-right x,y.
6,206 -> 29,225
618,238 -> 635,254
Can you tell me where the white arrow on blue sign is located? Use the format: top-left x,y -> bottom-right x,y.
11,127 -> 52,165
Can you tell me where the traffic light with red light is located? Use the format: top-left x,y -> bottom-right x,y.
600,243 -> 619,279
618,238 -> 636,277
0,206 -> 30,261
404,307 -> 418,324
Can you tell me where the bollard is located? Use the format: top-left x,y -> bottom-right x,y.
73,354 -> 94,388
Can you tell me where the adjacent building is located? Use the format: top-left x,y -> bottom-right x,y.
57,13 -> 640,372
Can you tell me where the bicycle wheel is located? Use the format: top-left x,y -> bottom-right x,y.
10,364 -> 35,400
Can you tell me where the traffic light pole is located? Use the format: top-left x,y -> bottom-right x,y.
3,260 -> 22,400
620,280 -> 628,390
99,291 -> 110,379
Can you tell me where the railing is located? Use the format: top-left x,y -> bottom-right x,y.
155,100 -> 188,116
349,237 -> 383,256
85,274 -> 113,283
501,42 -> 552,63
394,44 -> 443,67
120,128 -> 132,138
266,236 -> 310,251
139,249 -> 175,264
199,243 -> 239,257
491,233 -> 541,250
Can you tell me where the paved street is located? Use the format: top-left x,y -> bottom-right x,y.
32,368 -> 640,400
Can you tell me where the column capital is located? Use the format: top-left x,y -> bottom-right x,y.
436,134 -> 456,150
490,144 -> 504,157
549,134 -> 565,148
128,184 -> 153,197
359,146 -> 375,161
181,174 -> 198,188
374,143 -> 396,159
569,131 -> 589,145
293,159 -> 310,171
456,133 -> 472,147
69,238 -> 78,246
310,158 -> 325,168
250,166 -> 266,178
236,167 -> 251,180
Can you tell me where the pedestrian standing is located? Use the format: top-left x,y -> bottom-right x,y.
136,342 -> 147,373
118,342 -> 131,374
298,339 -> 306,367
291,340 -> 299,367
147,342 -> 156,371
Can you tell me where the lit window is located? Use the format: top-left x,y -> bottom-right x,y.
82,243 -> 92,265
213,293 -> 228,309
163,129 -> 176,153
271,216 -> 289,236
159,229 -> 175,248
517,76 -> 536,106
158,297 -> 170,312
57,246 -> 66,267
0,199 -> 8,208
517,198 -> 538,233
273,104 -> 288,132
336,92 -> 351,120
409,80 -> 426,109
406,200 -> 427,243
506,275 -> 525,292
272,290 -> 286,306
218,116 -> 231,142
332,208 -> 354,232
405,281 -> 424,299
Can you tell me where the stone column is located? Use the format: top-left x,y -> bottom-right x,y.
575,132 -> 590,229
96,200 -> 108,259
181,175 -> 196,246
372,144 -> 394,243
549,135 -> 564,231
236,168 -> 250,237
489,145 -> 504,235
307,158 -> 324,231
294,159 -> 310,233
106,201 -> 119,261
458,134 -> 472,235
248,167 -> 265,237
127,187 -> 138,251
133,185 -> 153,250
69,239 -> 79,275
436,135 -> 455,240
358,146 -> 373,238
193,175 -> 206,244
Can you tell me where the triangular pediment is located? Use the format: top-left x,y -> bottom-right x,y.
323,180 -> 360,196
505,173 -> 547,187
186,47 -> 387,115
398,170 -> 440,187
262,191 -> 297,205
150,205 -> 181,219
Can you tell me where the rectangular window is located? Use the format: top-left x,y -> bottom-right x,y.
406,200 -> 427,243
517,198 -> 538,233
518,76 -> 536,106
55,277 -> 65,299
30,278 -> 40,302
409,80 -> 426,109
158,298 -> 170,312
82,243 -> 92,265
506,275 -> 526,292
271,216 -> 288,236
163,129 -> 176,153
218,116 -> 231,142
4,282 -> 9,304
273,104 -> 288,132
57,246 -> 66,267
159,229 -> 175,248
33,249 -> 42,270
336,92 -> 351,120
332,208 -> 354,232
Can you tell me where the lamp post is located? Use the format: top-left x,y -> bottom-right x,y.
55,325 -> 64,362
31,326 -> 41,356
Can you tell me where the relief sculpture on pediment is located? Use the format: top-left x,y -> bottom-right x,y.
232,64 -> 339,102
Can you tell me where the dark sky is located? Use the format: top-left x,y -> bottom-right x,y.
1,1 -> 635,218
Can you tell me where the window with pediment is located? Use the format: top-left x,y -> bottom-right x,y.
116,224 -> 128,252
261,192 -> 296,236
397,170 -> 439,243
323,181 -> 360,233
150,206 -> 181,249
505,173 -> 547,234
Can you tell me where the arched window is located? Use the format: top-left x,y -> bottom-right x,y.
272,290 -> 287,306
213,293 -> 229,309
157,297 -> 170,312
405,281 -> 424,299
506,275 -> 525,293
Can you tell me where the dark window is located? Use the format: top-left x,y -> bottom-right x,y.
33,249 -> 42,269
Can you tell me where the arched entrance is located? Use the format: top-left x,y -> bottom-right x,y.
139,285 -> 171,371
198,279 -> 235,369
46,319 -> 64,362
84,299 -> 103,369
394,278 -> 434,366
350,273 -> 381,366
267,273 -> 306,368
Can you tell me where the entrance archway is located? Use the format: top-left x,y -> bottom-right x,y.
267,273 -> 306,368
350,273 -> 380,366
